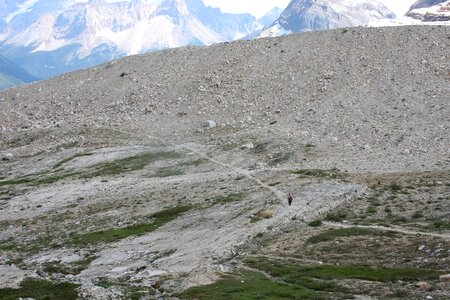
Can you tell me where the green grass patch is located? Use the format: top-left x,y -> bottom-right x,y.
291,168 -> 342,179
180,159 -> 205,166
308,220 -> 323,227
69,256 -> 98,274
0,238 -> 19,251
253,142 -> 269,154
0,232 -> 63,254
43,262 -> 72,275
0,171 -> 80,187
151,167 -> 184,178
179,269 -> 328,300
125,286 -> 155,300
367,206 -> 377,214
152,249 -> 177,262
0,176 -> 33,187
85,151 -> 181,178
1,151 -> 181,186
412,211 -> 423,219
53,152 -> 94,169
34,172 -> 80,185
68,205 -> 192,246
0,278 -> 79,300
95,278 -> 154,299
43,256 -> 97,275
95,277 -> 115,289
388,183 -> 403,192
211,193 -> 244,205
283,276 -> 338,292
425,220 -> 450,231
302,144 -> 319,156
307,227 -> 388,244
245,258 -> 443,283
390,217 -> 408,225
293,265 -> 441,282
324,209 -> 348,222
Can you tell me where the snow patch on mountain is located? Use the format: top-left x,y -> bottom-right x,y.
259,23 -> 291,38
370,0 -> 450,26
260,0 -> 395,38
406,0 -> 450,21
4,0 -> 41,22
8,14 -> 65,52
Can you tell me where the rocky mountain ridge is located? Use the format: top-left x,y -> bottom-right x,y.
406,0 -> 450,21
0,0 -> 272,80
370,0 -> 450,27
259,0 -> 395,37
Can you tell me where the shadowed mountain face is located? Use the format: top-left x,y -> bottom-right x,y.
0,26 -> 449,299
0,54 -> 38,90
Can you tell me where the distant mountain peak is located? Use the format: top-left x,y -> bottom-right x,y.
409,0 -> 447,11
260,0 -> 395,37
406,0 -> 450,21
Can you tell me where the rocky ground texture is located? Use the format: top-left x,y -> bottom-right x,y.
0,25 -> 449,299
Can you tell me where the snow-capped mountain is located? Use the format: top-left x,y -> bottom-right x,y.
406,0 -> 449,21
259,0 -> 395,37
0,0 -> 270,80
369,0 -> 450,27
257,7 -> 284,28
0,0 -> 80,39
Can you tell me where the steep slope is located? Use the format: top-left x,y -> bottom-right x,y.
0,26 -> 449,299
260,0 -> 395,37
1,26 -> 448,172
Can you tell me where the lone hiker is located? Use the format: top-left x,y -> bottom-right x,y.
288,193 -> 293,206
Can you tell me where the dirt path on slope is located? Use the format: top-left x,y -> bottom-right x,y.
121,129 -> 288,202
